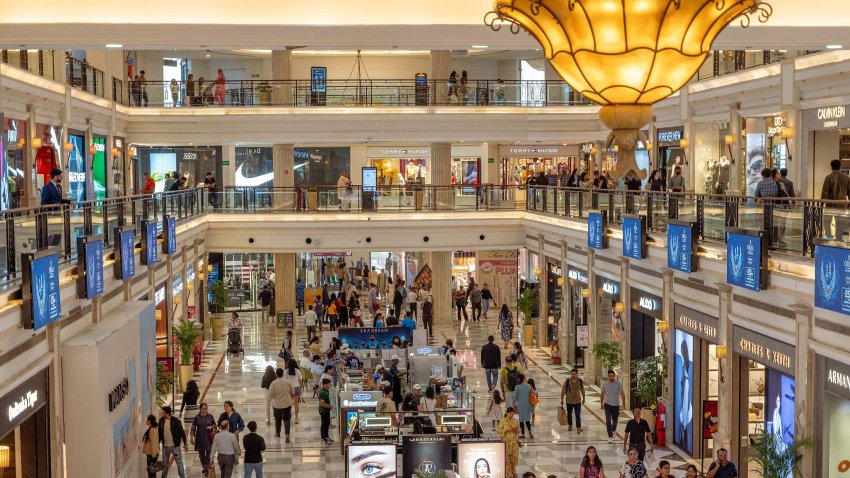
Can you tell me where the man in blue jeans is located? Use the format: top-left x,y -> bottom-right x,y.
158,406 -> 188,478
480,335 -> 502,391
599,370 -> 625,443
242,420 -> 266,477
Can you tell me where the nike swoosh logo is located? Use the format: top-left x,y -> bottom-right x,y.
235,163 -> 273,187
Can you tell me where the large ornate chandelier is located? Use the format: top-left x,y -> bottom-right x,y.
486,0 -> 772,179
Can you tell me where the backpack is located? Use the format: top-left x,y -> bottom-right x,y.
506,368 -> 520,391
564,378 -> 584,395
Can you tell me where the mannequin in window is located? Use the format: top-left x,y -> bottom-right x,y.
405,161 -> 419,183
704,159 -> 718,194
715,156 -> 731,194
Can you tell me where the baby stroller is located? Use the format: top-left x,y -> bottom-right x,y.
227,328 -> 244,357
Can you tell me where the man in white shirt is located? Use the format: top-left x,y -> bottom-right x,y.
211,419 -> 241,478
269,368 -> 296,442
407,287 -> 419,321
303,305 -> 318,342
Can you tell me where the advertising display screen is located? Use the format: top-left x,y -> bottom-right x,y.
119,229 -> 136,280
144,222 -> 158,266
311,67 -> 327,93
727,230 -> 764,291
68,134 -> 86,201
402,435 -> 453,478
82,238 -> 104,299
668,222 -> 695,273
163,217 -> 177,255
674,329 -> 694,454
148,152 -> 177,193
814,243 -> 850,315
0,126 -> 9,211
745,133 -> 766,196
587,211 -> 606,250
362,167 -> 377,190
93,136 -> 106,199
29,253 -> 61,330
766,368 -> 796,471
458,441 -> 507,478
337,327 -> 413,350
347,444 -> 397,478
234,146 -> 273,187
622,215 -> 646,260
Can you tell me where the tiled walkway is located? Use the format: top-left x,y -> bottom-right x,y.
172,309 -> 692,477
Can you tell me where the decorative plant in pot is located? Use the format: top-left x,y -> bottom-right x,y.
256,81 -> 272,106
516,288 -> 538,347
591,341 -> 623,383
208,279 -> 228,340
173,318 -> 206,392
155,361 -> 175,408
630,349 -> 668,432
748,427 -> 813,478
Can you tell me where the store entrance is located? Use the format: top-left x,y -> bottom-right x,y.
629,308 -> 658,409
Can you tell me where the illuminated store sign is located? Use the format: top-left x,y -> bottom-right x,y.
631,288 -> 662,319
733,325 -> 795,375
657,128 -> 683,144
767,116 -> 786,136
805,104 -> 850,130
825,357 -> 850,400
673,303 -> 719,343
0,369 -> 48,438
340,391 -> 382,408
548,263 -> 562,277
568,266 -> 588,285
367,147 -> 431,158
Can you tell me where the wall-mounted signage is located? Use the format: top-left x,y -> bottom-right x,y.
114,227 -> 136,281
622,215 -> 647,260
657,128 -> 684,144
339,391 -> 383,408
576,325 -> 590,348
22,250 -> 61,330
726,228 -> 767,291
673,303 -> 719,343
163,217 -> 177,255
668,221 -> 697,273
311,66 -> 327,94
596,276 -> 620,299
366,147 -> 431,159
814,242 -> 850,315
548,263 -> 562,277
767,115 -> 786,137
142,221 -> 158,266
107,377 -> 129,412
733,325 -> 795,375
0,369 -> 48,438
631,288 -> 662,319
805,104 -> 850,130
77,236 -> 104,300
498,144 -> 579,157
587,211 -> 607,250
568,266 -> 588,285
824,356 -> 850,400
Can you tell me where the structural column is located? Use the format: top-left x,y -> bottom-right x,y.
559,240 -> 570,365
430,251 -> 453,322
46,323 -> 65,478
273,143 -> 295,209
586,249 -> 599,382
620,258 -> 632,399
271,49 -> 293,106
791,303 -> 815,477
715,283 -> 734,453
537,234 -> 548,348
430,50 -> 450,105
274,253 -> 296,319
25,106 -> 37,207
431,142 -> 452,208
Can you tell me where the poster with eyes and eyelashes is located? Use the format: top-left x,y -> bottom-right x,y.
347,444 -> 397,478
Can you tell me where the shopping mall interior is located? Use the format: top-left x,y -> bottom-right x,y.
1,1 -> 850,477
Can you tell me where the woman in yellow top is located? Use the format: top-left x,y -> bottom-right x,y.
327,294 -> 338,330
498,407 -> 522,478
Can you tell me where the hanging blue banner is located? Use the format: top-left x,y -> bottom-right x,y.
814,243 -> 850,315
163,217 -> 177,255
587,211 -> 607,250
78,236 -> 104,300
726,229 -> 765,291
26,252 -> 61,330
116,228 -> 136,281
622,215 -> 646,260
668,221 -> 696,273
143,221 -> 158,266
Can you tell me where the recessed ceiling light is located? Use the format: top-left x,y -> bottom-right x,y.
105,43 -> 123,48
472,45 -> 488,49
827,44 -> 844,49
205,54 -> 211,58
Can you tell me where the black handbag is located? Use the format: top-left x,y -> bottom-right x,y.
147,457 -> 164,474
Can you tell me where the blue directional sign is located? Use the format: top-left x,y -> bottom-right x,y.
588,211 -> 607,250
163,217 -> 177,255
668,221 -> 696,273
622,215 -> 646,260
815,243 -> 850,315
727,229 -> 765,291
29,253 -> 61,330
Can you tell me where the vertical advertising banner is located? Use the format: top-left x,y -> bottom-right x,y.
163,217 -> 177,255
28,253 -> 61,330
766,369 -> 796,452
0,115 -> 9,211
727,230 -> 764,291
668,222 -> 696,273
622,215 -> 646,260
119,229 -> 136,280
81,238 -> 105,299
814,244 -> 850,315
674,329 -> 694,454
476,250 -> 518,307
588,211 -> 607,250
702,400 -> 719,439
745,133 -> 766,196
143,222 -> 158,266
458,441 -> 506,478
68,134 -> 87,201
93,136 -> 107,199
402,435 -> 453,478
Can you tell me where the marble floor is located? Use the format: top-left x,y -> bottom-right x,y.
169,308 -> 694,478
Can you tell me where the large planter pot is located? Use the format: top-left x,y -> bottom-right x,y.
522,324 -> 535,347
178,363 -> 194,392
211,316 -> 225,341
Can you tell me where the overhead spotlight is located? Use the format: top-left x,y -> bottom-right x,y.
479,235 -> 485,240
366,237 -> 372,243
423,236 -> 430,242
305,238 -> 312,245
248,237 -> 255,244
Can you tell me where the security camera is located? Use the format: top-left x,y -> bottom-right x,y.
423,236 -> 430,242
305,238 -> 312,245
479,235 -> 485,241
366,237 -> 372,243
248,237 -> 255,244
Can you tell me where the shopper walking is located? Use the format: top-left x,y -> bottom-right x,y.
600,370 -> 626,442
142,415 -> 160,478
513,374 -> 535,438
407,286 -> 419,321
139,70 -> 149,106
170,79 -> 179,106
258,285 -> 272,323
500,355 -> 524,409
469,283 -> 483,321
211,419 -> 240,478
242,421 -> 266,478
269,367 -> 295,442
303,305 -> 318,343
498,407 -> 522,478
185,74 -> 196,106
579,446 -> 604,478
190,403 -> 217,476
218,401 -> 246,436
706,448 -> 738,478
284,359 -> 303,424
487,389 -> 504,431
392,284 -> 404,319
481,283 -> 493,318
481,335 -> 502,391
499,304 -> 514,348
623,408 -> 654,461
454,286 -> 469,321
214,69 -> 226,106
560,368 -> 586,434
158,406 -> 188,478
512,342 -> 529,370
618,447 -> 648,478
421,297 -> 434,337
260,366 -> 276,424
295,278 -> 306,315
318,377 -> 334,445
179,380 -> 200,428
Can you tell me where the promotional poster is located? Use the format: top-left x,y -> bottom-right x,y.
745,133 -> 766,197
139,303 -> 156,415
31,253 -> 61,330
235,146 -> 274,187
93,136 -> 107,200
144,222 -> 158,266
703,400 -> 719,439
84,239 -> 105,299
68,134 -> 86,202
337,327 -> 413,350
402,435 -> 453,478
476,250 -> 519,307
588,211 -> 606,250
458,441 -> 506,478
765,369 -> 795,450
0,129 -> 9,211
120,229 -> 136,280
622,216 -> 646,260
164,217 -> 177,255
814,244 -> 850,315
111,410 -> 133,476
668,222 -> 694,273
347,444 -> 397,478
674,329 -> 694,454
727,231 -> 763,291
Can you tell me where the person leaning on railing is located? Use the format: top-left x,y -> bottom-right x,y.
41,168 -> 71,206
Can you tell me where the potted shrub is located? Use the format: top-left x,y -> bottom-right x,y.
209,279 -> 228,340
630,351 -> 668,432
173,318 -> 205,392
592,341 -> 623,382
155,361 -> 175,408
748,427 -> 813,478
256,81 -> 272,105
516,288 -> 538,347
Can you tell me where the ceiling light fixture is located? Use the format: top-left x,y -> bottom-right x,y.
472,45 -> 489,49
826,44 -> 844,49
486,0 -> 774,181
105,44 -> 123,48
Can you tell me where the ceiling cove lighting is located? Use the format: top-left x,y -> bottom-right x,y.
826,44 -> 844,49
105,44 -> 123,48
485,0 -> 773,179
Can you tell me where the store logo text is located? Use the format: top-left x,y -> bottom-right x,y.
738,338 -> 791,369
677,314 -> 717,339
828,369 -> 850,392
7,390 -> 38,422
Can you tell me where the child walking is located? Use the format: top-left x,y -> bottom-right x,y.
488,389 -> 504,431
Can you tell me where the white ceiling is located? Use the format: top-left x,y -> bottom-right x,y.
0,0 -> 849,51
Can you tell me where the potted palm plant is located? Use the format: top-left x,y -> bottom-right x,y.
155,361 -> 175,408
516,288 -> 538,347
209,279 -> 228,340
256,81 -> 272,105
630,350 -> 668,432
173,318 -> 205,391
748,427 -> 813,478
592,341 -> 623,382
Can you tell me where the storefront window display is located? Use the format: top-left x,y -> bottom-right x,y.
67,132 -> 86,202
112,137 -> 126,196
137,146 -> 223,192
694,121 -> 732,194
567,266 -> 589,369
818,355 -> 850,478
154,284 -> 168,358
295,147 -> 350,187
235,146 -> 274,187
453,251 -> 477,289
34,124 -> 60,188
499,144 -> 580,187
657,127 -> 686,186
93,136 -> 107,199
0,368 -> 50,477
803,104 -> 850,199
223,253 -> 275,310
2,116 -> 25,209
629,288 -> 663,408
595,275 -> 621,345
741,116 -> 789,196
367,147 -> 429,186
